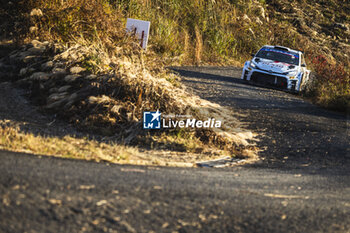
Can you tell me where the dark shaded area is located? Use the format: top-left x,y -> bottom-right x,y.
171,67 -> 245,85
0,0 -> 33,42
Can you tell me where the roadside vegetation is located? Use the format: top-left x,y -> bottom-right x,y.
11,0 -> 346,111
1,0 -> 348,112
0,120 -> 227,166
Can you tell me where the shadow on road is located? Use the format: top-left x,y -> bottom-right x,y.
173,66 -> 350,170
171,67 -> 245,84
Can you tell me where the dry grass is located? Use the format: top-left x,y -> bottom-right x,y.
0,120 -> 256,167
194,26 -> 203,65
1,21 -> 258,161
14,37 -> 255,158
3,0 -> 350,66
0,121 -> 135,163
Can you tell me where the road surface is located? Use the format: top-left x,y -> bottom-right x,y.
0,67 -> 349,233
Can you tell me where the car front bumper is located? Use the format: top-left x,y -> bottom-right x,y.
241,68 -> 300,92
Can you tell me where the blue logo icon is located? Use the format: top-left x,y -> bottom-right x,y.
143,110 -> 161,129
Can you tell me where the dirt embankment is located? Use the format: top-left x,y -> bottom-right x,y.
0,40 -> 257,166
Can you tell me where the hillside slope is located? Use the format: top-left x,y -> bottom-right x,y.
8,0 -> 345,111
266,0 -> 350,65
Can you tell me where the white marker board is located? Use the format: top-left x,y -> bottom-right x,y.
126,18 -> 151,49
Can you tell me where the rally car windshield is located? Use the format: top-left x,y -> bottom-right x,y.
255,48 -> 299,65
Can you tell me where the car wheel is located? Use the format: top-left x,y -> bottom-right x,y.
242,70 -> 248,81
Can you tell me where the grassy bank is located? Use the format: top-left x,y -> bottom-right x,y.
0,0 -> 259,163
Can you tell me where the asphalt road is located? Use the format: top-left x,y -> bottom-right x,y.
1,67 -> 349,233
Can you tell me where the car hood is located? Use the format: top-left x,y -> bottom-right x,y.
255,59 -> 296,74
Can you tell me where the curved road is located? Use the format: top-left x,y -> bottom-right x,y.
0,67 -> 349,233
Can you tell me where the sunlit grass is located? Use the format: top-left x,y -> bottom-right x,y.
0,125 -> 135,163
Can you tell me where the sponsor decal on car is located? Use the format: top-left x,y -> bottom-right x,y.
260,61 -> 289,68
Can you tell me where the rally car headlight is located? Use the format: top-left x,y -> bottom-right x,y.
287,71 -> 298,76
250,62 -> 256,68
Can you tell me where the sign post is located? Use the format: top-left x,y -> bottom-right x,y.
126,18 -> 151,50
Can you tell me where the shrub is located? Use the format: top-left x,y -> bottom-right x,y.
309,54 -> 350,111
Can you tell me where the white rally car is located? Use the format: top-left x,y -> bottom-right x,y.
241,45 -> 310,92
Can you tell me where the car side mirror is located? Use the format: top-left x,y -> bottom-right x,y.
251,53 -> 255,57
301,64 -> 306,67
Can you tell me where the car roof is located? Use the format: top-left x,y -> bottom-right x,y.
261,45 -> 302,54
